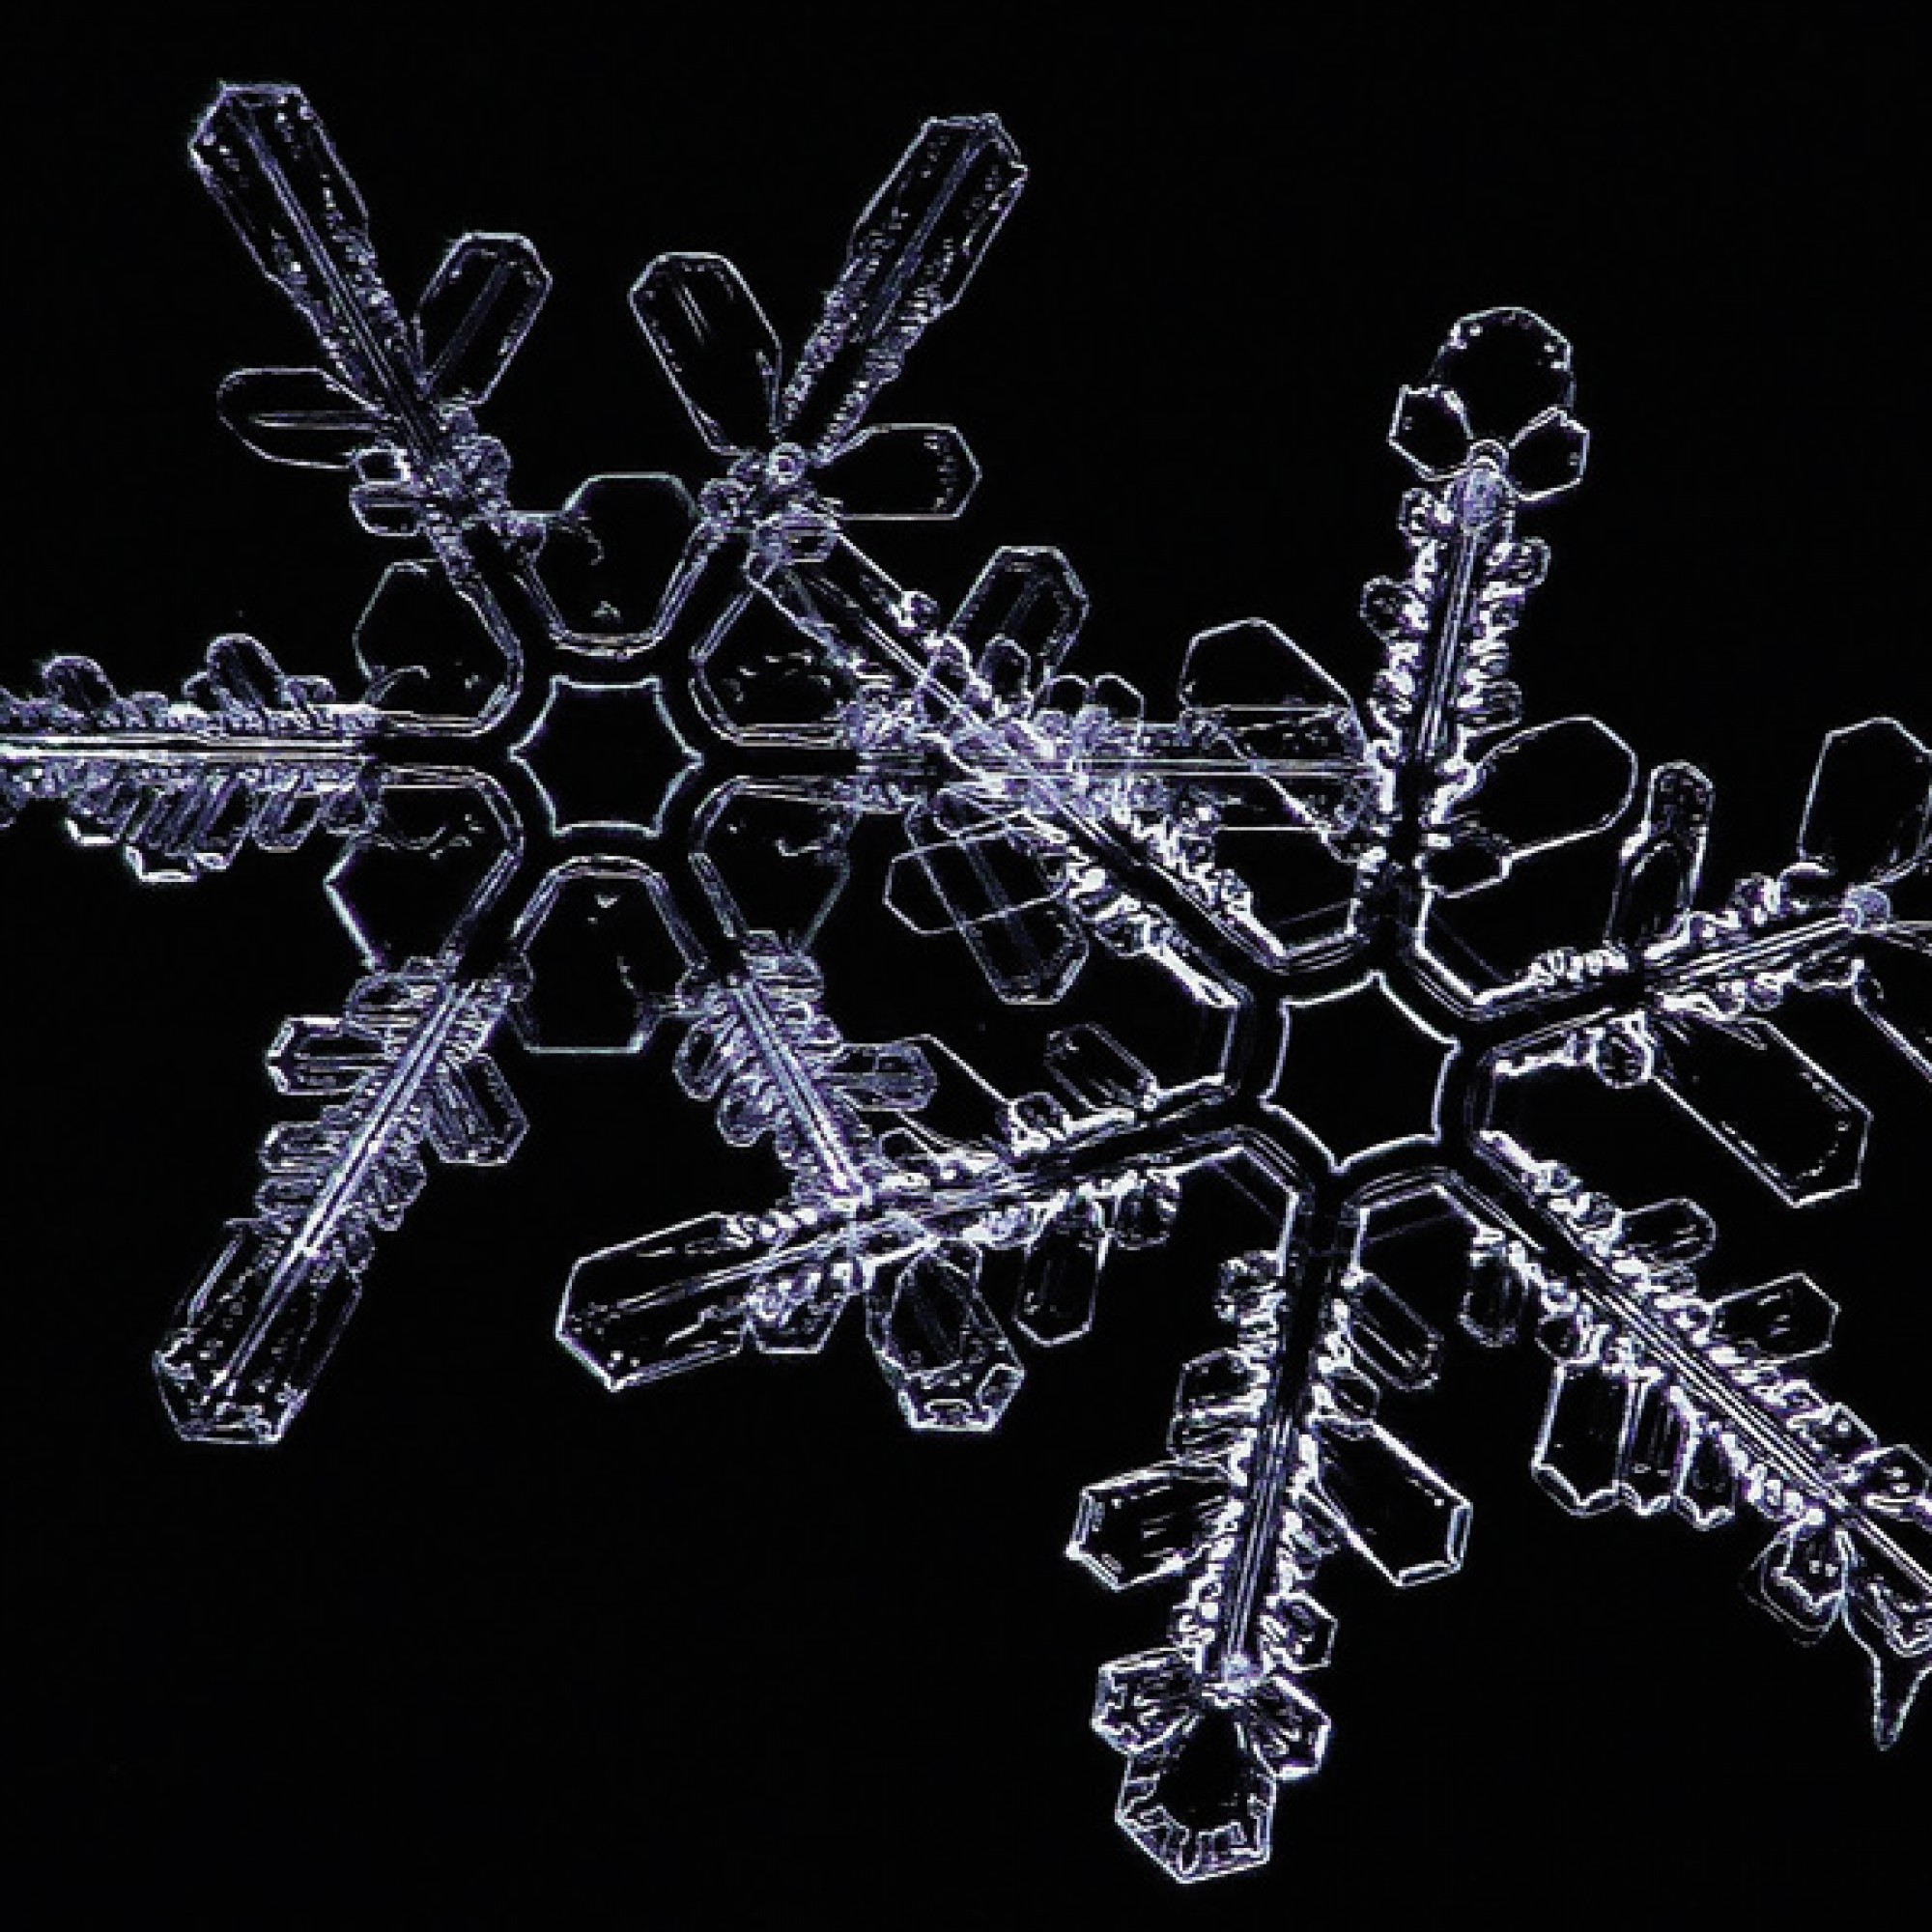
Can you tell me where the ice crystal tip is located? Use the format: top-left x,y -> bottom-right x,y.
11,82 -> 1926,1889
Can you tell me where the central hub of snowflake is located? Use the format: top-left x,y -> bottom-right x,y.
511,675 -> 699,838
6,81 -> 1925,1893
1267,977 -> 1455,1165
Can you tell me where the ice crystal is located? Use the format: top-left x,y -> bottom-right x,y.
6,85 -> 1927,1884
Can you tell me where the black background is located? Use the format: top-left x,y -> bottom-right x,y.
11,6 -> 1926,1923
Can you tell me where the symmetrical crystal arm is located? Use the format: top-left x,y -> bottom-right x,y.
154,964 -> 526,1443
0,639 -> 376,879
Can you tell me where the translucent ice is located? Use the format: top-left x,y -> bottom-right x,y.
7,83 -> 1926,1884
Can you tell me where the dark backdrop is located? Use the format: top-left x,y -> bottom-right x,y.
11,7 -> 1924,1922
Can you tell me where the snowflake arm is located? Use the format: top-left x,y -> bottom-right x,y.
0,639 -> 374,880
192,84 -> 549,727
154,963 -> 526,1442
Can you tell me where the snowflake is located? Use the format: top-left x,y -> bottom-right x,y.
6,84 -> 1927,1885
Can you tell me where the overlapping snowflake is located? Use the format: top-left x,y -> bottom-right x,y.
5,85 -> 1926,1881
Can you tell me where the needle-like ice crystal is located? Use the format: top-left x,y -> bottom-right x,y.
4,85 -> 1925,1883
